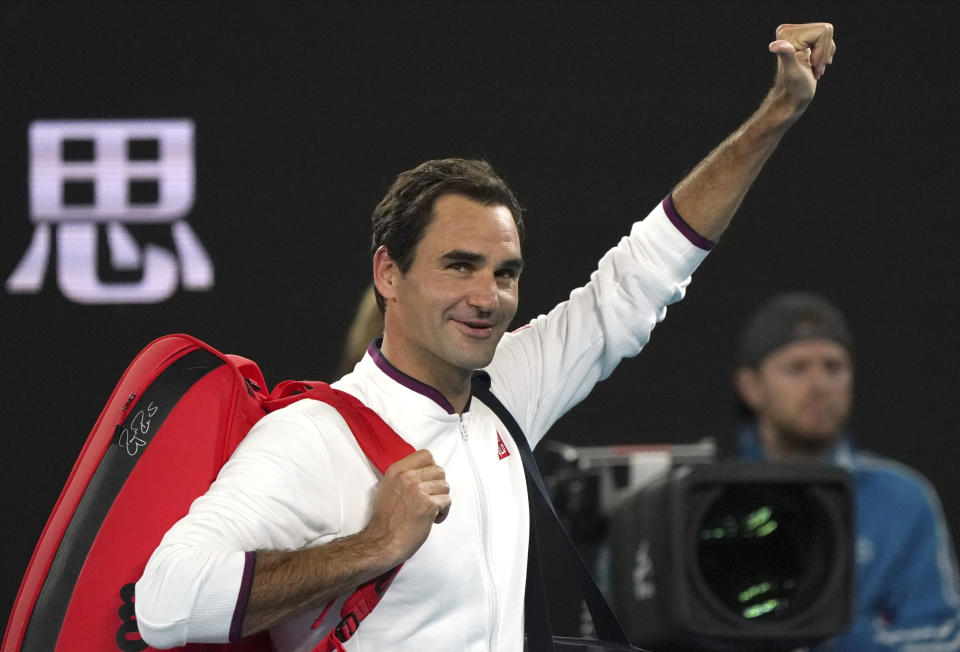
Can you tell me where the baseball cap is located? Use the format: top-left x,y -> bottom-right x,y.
737,293 -> 854,367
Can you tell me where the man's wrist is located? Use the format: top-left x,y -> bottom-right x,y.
350,526 -> 406,574
757,85 -> 811,131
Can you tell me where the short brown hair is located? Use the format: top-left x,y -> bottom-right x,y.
370,158 -> 525,312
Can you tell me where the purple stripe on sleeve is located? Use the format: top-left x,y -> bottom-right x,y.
229,551 -> 257,642
367,340 -> 456,414
662,194 -> 715,251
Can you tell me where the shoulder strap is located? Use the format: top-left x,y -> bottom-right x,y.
471,372 -> 631,649
263,381 -> 413,652
264,381 -> 413,474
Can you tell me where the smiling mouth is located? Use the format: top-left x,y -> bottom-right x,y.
454,319 -> 495,337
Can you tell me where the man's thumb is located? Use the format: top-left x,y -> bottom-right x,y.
769,39 -> 799,64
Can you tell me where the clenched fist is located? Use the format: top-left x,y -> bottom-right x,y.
363,449 -> 452,566
769,22 -> 836,110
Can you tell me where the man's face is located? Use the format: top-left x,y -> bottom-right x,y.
735,339 -> 853,456
376,193 -> 523,389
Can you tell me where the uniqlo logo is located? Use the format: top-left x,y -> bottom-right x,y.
6,119 -> 213,304
497,431 -> 510,460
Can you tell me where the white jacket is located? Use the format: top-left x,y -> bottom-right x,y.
135,199 -> 710,651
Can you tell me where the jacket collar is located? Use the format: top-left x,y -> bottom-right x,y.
366,338 -> 472,415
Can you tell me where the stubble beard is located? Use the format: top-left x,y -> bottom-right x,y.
447,331 -> 503,372
771,409 -> 849,460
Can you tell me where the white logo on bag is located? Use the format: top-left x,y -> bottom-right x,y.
6,119 -> 213,304
118,401 -> 158,457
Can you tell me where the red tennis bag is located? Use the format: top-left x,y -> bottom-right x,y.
2,333 -> 412,652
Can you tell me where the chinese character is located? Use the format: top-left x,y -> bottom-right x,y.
6,120 -> 213,304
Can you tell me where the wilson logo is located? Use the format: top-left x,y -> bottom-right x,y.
116,583 -> 147,651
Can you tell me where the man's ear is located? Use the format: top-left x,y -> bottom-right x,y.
734,366 -> 763,411
372,245 -> 399,305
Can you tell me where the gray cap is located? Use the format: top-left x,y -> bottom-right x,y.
737,293 -> 854,367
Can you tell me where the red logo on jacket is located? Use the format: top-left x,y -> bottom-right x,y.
497,431 -> 510,460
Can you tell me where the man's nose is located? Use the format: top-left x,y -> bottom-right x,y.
466,274 -> 499,312
809,365 -> 834,391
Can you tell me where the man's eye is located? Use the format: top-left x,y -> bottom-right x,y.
448,262 -> 469,272
784,363 -> 806,375
825,361 -> 846,375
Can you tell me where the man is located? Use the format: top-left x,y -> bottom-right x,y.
135,23 -> 836,651
734,293 -> 960,651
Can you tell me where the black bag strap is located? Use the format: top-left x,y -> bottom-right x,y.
471,373 -> 631,649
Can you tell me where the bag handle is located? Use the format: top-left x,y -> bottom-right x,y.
225,354 -> 268,396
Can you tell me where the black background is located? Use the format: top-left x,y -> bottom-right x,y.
3,0 -> 959,637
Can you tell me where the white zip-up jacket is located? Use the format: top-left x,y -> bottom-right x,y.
135,197 -> 711,651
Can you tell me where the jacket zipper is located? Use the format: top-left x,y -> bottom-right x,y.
459,413 -> 499,650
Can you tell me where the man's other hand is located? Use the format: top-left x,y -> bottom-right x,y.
364,449 -> 452,566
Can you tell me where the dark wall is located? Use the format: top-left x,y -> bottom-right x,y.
3,0 -> 959,629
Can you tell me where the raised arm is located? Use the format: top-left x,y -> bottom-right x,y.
488,23 -> 838,445
672,22 -> 836,240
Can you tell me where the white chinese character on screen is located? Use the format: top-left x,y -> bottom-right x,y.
6,119 -> 213,304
